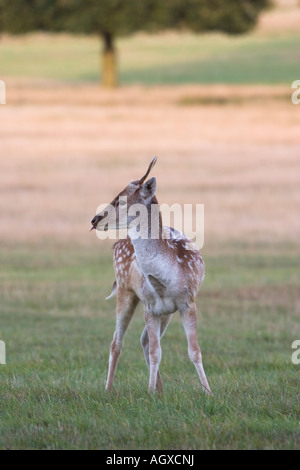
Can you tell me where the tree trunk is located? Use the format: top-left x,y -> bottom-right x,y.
101,32 -> 117,88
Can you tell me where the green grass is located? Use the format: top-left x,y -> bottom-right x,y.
1,30 -> 299,85
0,243 -> 299,449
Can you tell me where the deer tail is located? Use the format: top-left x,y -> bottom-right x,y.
106,281 -> 117,300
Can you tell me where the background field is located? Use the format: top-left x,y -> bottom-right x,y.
1,7 -> 300,85
0,4 -> 299,449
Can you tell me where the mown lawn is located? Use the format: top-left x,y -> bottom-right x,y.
0,243 -> 299,449
1,30 -> 299,85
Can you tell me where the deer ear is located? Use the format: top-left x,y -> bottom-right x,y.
140,177 -> 156,199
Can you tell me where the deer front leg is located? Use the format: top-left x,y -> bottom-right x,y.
106,292 -> 138,392
144,312 -> 162,392
180,303 -> 212,395
141,313 -> 172,392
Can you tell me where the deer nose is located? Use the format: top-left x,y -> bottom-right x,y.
90,214 -> 102,231
91,215 -> 99,225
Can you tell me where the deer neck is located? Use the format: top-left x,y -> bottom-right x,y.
127,197 -> 167,277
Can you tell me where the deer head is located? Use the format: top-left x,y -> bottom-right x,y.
90,157 -> 158,233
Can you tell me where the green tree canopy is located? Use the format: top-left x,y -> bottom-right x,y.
0,0 -> 270,87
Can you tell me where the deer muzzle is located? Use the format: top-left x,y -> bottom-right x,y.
90,214 -> 106,231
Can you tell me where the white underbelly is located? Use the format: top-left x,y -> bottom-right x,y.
129,259 -> 185,315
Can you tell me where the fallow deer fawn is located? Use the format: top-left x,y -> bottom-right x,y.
90,158 -> 211,394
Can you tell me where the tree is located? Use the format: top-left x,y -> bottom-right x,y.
54,0 -> 152,87
0,0 -> 269,87
0,0 -> 58,34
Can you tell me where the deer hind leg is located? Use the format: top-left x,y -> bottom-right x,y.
140,313 -> 172,392
180,303 -> 212,395
144,312 -> 165,392
105,290 -> 139,392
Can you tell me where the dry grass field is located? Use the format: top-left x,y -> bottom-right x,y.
1,83 -> 299,247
